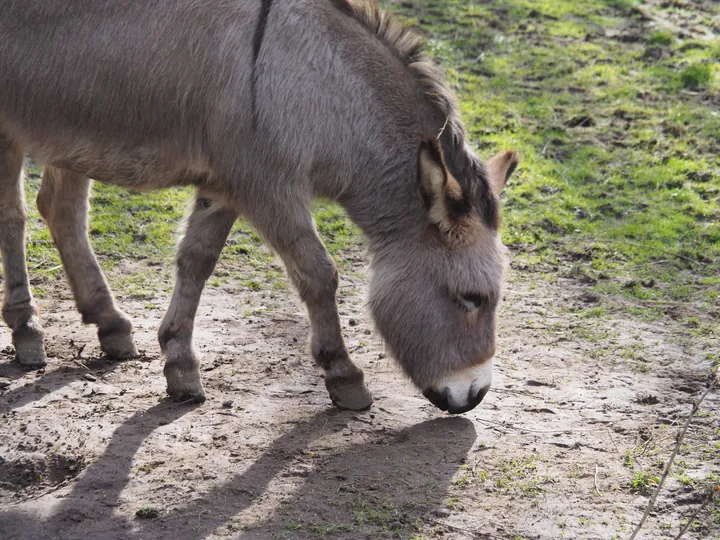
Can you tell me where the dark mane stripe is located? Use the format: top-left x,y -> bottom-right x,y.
251,0 -> 275,122
252,0 -> 274,66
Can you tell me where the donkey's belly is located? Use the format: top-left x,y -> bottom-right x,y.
39,143 -> 211,191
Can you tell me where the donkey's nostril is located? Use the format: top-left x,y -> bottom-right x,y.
475,384 -> 490,404
445,384 -> 488,415
423,387 -> 449,412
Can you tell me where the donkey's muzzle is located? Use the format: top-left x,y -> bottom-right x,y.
423,384 -> 490,414
423,359 -> 493,414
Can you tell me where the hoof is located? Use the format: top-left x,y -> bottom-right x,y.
164,360 -> 206,404
166,385 -> 207,404
100,331 -> 139,360
326,378 -> 374,411
13,321 -> 48,370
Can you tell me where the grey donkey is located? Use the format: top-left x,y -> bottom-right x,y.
0,0 -> 519,414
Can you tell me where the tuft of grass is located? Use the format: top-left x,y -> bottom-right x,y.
631,470 -> 660,493
135,505 -> 160,519
679,64 -> 713,89
648,31 -> 673,46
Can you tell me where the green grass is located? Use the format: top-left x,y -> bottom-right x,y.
135,505 -> 160,519
390,0 -> 719,319
680,63 -> 714,89
648,30 -> 673,47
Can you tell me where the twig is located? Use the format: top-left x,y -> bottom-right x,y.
426,518 -> 482,538
594,464 -> 602,496
629,379 -> 716,540
436,114 -> 450,139
475,417 -> 604,434
70,358 -> 93,373
600,239 -> 702,266
606,430 -> 620,453
492,387 -> 541,398
674,490 -> 716,540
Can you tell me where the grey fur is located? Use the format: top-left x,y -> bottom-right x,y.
0,0 -> 516,411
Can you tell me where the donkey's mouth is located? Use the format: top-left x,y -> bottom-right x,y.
423,385 -> 490,414
422,360 -> 493,414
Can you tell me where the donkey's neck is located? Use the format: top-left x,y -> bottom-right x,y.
335,151 -> 430,252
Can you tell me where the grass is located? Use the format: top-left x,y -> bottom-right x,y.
135,505 -> 160,519
391,0 -> 719,321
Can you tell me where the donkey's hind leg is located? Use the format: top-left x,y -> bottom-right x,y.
158,192 -> 237,403
249,206 -> 373,411
37,167 -> 138,359
0,135 -> 47,368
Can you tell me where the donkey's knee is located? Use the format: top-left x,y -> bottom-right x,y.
291,248 -> 339,306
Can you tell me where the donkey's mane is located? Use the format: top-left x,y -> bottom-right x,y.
331,0 -> 465,149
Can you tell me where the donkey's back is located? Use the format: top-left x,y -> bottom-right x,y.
0,0 -> 257,182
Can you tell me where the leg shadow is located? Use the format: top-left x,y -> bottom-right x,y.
136,415 -> 476,539
0,354 -> 133,412
232,417 -> 476,539
0,401 -> 197,540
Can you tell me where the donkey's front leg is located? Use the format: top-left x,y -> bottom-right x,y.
253,209 -> 373,411
0,135 -> 47,368
37,167 -> 138,359
159,193 -> 237,403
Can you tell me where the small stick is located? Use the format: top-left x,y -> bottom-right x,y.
594,464 -> 602,496
475,417 -> 602,434
426,518 -> 482,538
70,358 -> 93,373
605,430 -> 620,453
629,380 -> 716,540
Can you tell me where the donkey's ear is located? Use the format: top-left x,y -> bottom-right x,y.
485,149 -> 520,195
419,139 -> 465,230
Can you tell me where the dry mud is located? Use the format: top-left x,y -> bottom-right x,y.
1,252 -> 717,540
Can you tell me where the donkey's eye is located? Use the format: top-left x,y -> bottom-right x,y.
457,293 -> 486,312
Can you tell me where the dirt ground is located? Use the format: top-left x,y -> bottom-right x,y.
1,249 -> 718,539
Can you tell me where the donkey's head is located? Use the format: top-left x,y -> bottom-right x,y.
369,140 -> 518,414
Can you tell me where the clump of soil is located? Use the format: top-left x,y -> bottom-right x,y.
0,451 -> 85,493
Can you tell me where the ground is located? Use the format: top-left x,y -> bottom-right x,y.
1,0 -> 719,539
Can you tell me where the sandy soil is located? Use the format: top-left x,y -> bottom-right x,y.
1,250 -> 717,540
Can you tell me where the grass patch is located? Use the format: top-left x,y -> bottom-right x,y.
679,63 -> 714,89
135,505 -> 160,519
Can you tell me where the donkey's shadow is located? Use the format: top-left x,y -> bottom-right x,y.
231,416 -> 477,539
138,414 -> 477,539
0,409 -> 476,539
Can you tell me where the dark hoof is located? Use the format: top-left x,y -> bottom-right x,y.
100,331 -> 139,360
13,322 -> 48,370
15,350 -> 48,371
164,361 -> 206,404
166,387 -> 207,404
327,380 -> 374,411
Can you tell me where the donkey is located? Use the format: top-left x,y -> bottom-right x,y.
0,0 -> 519,414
